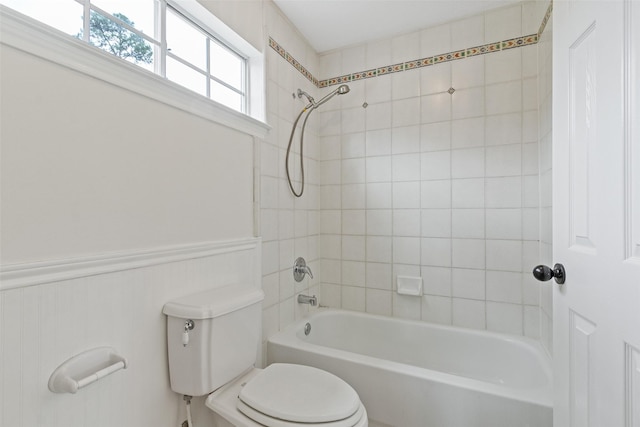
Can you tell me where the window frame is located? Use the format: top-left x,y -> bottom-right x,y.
0,2 -> 268,137
164,3 -> 248,112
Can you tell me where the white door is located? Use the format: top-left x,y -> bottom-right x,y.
553,0 -> 640,426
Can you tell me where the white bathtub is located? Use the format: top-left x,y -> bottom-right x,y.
267,309 -> 552,427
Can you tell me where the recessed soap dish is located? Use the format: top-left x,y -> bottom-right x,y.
48,347 -> 127,394
397,275 -> 423,296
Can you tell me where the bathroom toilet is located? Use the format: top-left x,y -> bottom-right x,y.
163,284 -> 368,427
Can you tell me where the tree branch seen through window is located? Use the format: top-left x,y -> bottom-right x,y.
78,13 -> 152,64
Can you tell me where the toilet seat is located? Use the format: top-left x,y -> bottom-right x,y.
237,400 -> 366,427
237,363 -> 364,427
206,366 -> 368,427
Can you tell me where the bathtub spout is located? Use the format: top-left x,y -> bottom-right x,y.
297,294 -> 317,306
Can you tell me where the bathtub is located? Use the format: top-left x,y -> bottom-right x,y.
267,309 -> 552,427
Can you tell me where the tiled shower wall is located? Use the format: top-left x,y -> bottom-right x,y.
259,1 -> 322,362
316,2 -> 548,338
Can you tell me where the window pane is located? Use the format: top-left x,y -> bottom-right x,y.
210,41 -> 243,91
0,0 -> 82,37
91,0 -> 155,38
211,79 -> 242,112
167,57 -> 206,97
166,8 -> 206,71
87,10 -> 155,69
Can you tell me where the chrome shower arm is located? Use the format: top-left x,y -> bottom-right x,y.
297,88 -> 315,109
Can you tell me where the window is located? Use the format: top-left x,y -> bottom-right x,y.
165,6 -> 246,111
0,0 -> 248,114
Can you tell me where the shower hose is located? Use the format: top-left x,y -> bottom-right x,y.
285,106 -> 313,198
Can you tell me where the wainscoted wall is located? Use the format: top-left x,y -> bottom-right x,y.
314,2 -> 551,338
0,3 -> 260,426
0,241 -> 261,427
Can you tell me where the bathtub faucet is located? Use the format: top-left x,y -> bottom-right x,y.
297,294 -> 317,306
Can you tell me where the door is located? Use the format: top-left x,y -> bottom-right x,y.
553,0 -> 640,426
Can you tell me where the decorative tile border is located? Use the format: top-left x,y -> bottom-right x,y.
269,0 -> 552,89
538,0 -> 553,39
319,33 -> 538,86
502,34 -> 539,50
269,37 -> 318,87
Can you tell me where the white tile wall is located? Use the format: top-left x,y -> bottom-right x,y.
452,298 -> 486,329
316,2 -> 545,339
485,4 -> 523,41
421,63 -> 451,95
259,2 -> 323,363
422,266 -> 452,296
422,294 -> 452,323
392,126 -> 420,154
392,72 -> 421,101
393,293 -> 422,320
447,117 -> 486,148
265,1 -> 550,347
451,147 -> 485,178
421,151 -> 451,180
421,209 -> 451,237
452,209 -> 485,238
450,15 -> 485,51
394,209 -> 421,236
342,133 -> 365,158
452,268 -> 486,300
367,288 -> 393,316
420,24 -> 451,58
421,121 -> 451,151
452,56 -> 485,89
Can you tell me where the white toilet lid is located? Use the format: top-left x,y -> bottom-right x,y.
238,363 -> 361,424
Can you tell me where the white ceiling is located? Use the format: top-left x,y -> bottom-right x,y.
273,0 -> 521,53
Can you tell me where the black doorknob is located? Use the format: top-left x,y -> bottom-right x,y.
533,263 -> 566,285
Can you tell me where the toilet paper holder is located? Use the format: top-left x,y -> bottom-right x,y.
48,346 -> 128,394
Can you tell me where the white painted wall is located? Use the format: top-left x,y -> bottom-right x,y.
196,0 -> 264,52
0,46 -> 254,265
0,3 -> 264,426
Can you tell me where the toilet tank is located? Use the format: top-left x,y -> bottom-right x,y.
162,284 -> 264,396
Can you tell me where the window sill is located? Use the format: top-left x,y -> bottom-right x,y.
0,6 -> 270,139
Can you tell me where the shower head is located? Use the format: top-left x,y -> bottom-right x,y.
313,84 -> 351,109
296,84 -> 351,111
337,84 -> 350,95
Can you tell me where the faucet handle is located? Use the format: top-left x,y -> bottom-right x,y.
303,265 -> 313,279
293,257 -> 313,282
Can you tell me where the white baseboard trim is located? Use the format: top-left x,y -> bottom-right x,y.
0,237 -> 260,291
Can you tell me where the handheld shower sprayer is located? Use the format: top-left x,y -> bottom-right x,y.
286,84 -> 350,197
297,85 -> 350,111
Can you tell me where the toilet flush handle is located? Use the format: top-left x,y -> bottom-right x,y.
182,320 -> 194,347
